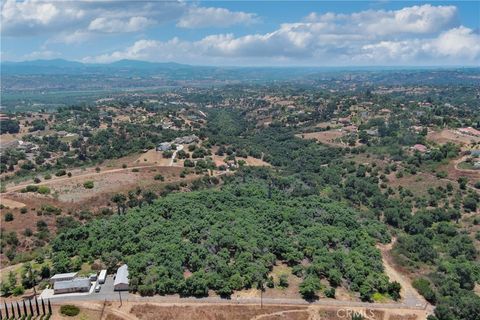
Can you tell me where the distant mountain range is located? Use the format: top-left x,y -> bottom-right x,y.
3,58 -> 465,75
2,59 -> 479,88
0,59 -> 203,75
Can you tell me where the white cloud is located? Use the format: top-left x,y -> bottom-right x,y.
88,16 -> 154,33
23,49 -> 59,60
177,6 -> 258,28
305,4 -> 458,36
426,26 -> 480,60
1,0 -> 85,36
83,22 -> 480,66
1,0 -> 186,38
5,2 -> 479,66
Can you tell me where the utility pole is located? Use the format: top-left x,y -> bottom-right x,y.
257,280 -> 265,309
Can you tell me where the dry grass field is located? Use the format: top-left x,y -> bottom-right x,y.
45,302 -> 429,320
427,129 -> 480,147
296,130 -> 346,147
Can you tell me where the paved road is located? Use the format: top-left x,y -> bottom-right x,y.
0,275 -> 429,313
38,294 -> 428,311
35,275 -> 427,312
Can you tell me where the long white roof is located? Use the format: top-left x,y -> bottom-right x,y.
114,264 -> 129,285
54,278 -> 90,290
50,272 -> 77,280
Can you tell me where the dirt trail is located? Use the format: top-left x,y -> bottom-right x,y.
251,308 -> 308,320
453,155 -> 480,174
4,164 -> 172,193
377,239 -> 429,310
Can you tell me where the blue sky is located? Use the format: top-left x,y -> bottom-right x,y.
1,1 -> 479,66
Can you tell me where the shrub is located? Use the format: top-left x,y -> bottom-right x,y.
154,174 -> 164,181
12,285 -> 25,296
33,177 -> 41,183
436,171 -> 448,178
5,212 -> 14,222
39,204 -> 62,216
122,164 -> 127,168
412,278 -> 436,303
278,274 -> 289,288
20,207 -> 28,214
163,150 -> 174,158
60,305 -> 80,317
37,186 -> 51,195
44,174 -> 52,180
55,169 -> 66,177
324,287 -> 336,298
25,185 -> 39,192
138,284 -> 156,296
24,228 -> 33,237
132,168 -> 139,172
83,181 -> 94,189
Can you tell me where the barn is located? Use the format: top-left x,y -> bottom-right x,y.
114,264 -> 129,291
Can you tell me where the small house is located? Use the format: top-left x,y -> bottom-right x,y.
459,127 -> 480,137
470,150 -> 480,157
412,144 -> 428,153
156,142 -> 171,152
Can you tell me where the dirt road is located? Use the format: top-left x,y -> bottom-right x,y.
3,164 -> 174,193
377,239 -> 428,310
170,145 -> 184,166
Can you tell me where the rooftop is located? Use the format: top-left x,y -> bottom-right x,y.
54,278 -> 90,290
50,272 -> 78,280
114,264 -> 129,285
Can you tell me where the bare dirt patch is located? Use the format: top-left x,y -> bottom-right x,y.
377,239 -> 428,309
211,154 -> 270,168
0,197 -> 26,209
50,304 -> 102,320
263,264 -> 302,299
130,303 -> 308,320
296,131 -> 346,147
387,172 -> 449,197
134,149 -> 175,167
427,129 -> 480,147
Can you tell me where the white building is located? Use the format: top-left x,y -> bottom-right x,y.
49,272 -> 78,285
114,265 -> 129,291
53,278 -> 91,294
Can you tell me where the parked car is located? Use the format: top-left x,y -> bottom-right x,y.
95,284 -> 101,293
